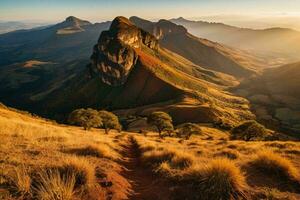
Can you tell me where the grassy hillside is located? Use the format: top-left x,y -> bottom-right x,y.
236,62 -> 300,135
1,104 -> 300,199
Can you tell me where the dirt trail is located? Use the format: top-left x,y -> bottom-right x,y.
120,136 -> 171,200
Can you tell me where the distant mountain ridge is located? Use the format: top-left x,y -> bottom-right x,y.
171,17 -> 300,64
130,16 -> 265,78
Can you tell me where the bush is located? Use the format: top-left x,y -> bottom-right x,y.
176,123 -> 202,139
231,120 -> 268,141
185,158 -> 247,200
98,111 -> 121,134
147,111 -> 174,138
68,108 -> 102,130
251,150 -> 299,183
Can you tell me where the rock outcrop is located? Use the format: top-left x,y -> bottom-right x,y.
89,16 -> 158,86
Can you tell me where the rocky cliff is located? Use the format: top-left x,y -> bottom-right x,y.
89,16 -> 158,86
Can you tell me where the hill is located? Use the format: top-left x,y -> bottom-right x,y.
171,17 -> 300,65
236,62 -> 300,134
0,16 -> 110,66
130,16 -> 267,78
40,16 -> 254,127
1,103 -> 300,199
0,16 -> 110,111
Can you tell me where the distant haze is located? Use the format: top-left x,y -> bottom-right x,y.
1,0 -> 300,30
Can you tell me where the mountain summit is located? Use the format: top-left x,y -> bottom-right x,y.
56,16 -> 92,34
89,16 -> 158,86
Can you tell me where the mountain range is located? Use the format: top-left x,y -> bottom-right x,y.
171,17 -> 300,65
0,16 -> 300,134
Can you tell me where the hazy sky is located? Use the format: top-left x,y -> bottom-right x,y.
1,0 -> 300,29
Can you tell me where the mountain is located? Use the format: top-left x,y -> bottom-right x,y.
0,16 -> 111,111
56,16 -> 92,34
171,17 -> 300,65
40,16 -> 254,126
236,62 -> 300,134
130,16 -> 266,78
0,16 -> 110,66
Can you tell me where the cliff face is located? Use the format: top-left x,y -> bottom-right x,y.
89,16 -> 158,86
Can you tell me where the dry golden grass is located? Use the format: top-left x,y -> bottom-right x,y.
1,106 -> 300,199
66,144 -> 120,160
251,149 -> 300,183
58,156 -> 96,188
183,158 -> 247,200
6,166 -> 31,198
0,106 -> 127,199
33,170 -> 77,200
132,130 -> 300,199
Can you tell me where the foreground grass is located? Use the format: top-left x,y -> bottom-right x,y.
133,130 -> 300,199
1,106 -> 300,200
0,107 -> 127,200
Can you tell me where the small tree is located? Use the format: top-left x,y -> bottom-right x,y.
231,120 -> 268,141
147,111 -> 174,138
68,108 -> 102,130
177,123 -> 202,140
98,110 -> 122,134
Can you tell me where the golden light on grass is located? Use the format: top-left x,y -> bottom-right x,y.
67,144 -> 119,160
59,156 -> 96,189
7,166 -> 31,197
185,158 -> 247,200
251,149 -> 300,183
33,170 -> 77,200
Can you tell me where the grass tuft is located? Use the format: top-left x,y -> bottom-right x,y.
7,166 -> 31,197
251,149 -> 299,183
67,144 -> 118,160
33,170 -> 77,200
185,158 -> 247,200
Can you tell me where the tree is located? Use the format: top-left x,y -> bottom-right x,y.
147,111 -> 174,138
98,110 -> 122,134
68,108 -> 102,130
177,123 -> 202,140
231,120 -> 268,141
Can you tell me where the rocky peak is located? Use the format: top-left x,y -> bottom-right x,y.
63,16 -> 91,27
89,16 -> 158,86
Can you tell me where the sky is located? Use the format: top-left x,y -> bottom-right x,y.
1,0 -> 300,29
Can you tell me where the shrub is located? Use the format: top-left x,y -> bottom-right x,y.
185,158 -> 247,200
251,150 -> 299,183
147,111 -> 174,138
231,120 -> 268,141
176,123 -> 202,139
68,108 -> 102,130
98,111 -> 122,134
33,170 -> 76,200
